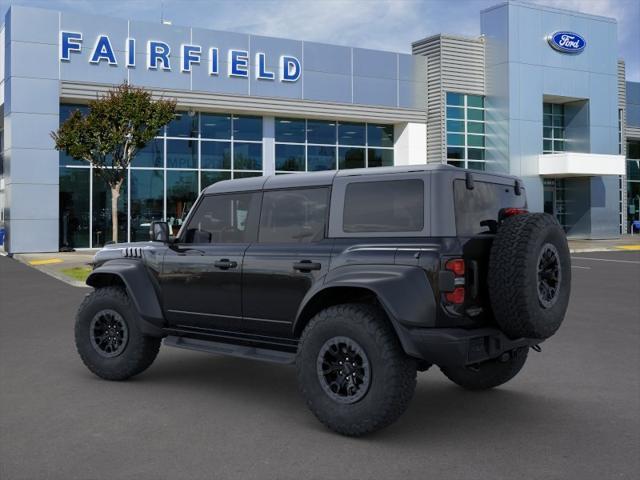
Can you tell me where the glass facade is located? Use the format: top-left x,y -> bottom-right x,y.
445,92 -> 486,170
627,140 -> 640,231
543,103 -> 565,154
58,105 -> 263,248
58,106 -> 397,248
274,118 -> 394,173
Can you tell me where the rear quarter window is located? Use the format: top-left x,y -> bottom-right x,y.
343,179 -> 424,233
454,179 -> 526,235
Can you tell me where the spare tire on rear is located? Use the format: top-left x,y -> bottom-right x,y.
488,212 -> 570,340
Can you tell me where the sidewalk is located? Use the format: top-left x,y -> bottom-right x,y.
4,236 -> 640,288
10,250 -> 98,288
568,235 -> 640,253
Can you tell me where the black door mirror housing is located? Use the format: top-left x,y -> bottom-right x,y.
150,221 -> 170,243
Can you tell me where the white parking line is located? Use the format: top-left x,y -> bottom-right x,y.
571,256 -> 640,265
571,265 -> 591,269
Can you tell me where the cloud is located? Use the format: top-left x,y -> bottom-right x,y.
0,0 -> 637,80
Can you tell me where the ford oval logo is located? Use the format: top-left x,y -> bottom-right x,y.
547,31 -> 586,54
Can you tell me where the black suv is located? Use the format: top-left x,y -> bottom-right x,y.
75,165 -> 570,436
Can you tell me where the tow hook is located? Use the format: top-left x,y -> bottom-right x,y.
531,344 -> 542,353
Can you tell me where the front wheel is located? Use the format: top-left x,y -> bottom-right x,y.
75,287 -> 161,381
296,303 -> 417,436
440,347 -> 528,390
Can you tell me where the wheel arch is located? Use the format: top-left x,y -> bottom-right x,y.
86,260 -> 165,337
293,265 -> 437,357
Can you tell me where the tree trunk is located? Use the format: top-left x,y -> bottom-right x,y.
110,180 -> 123,243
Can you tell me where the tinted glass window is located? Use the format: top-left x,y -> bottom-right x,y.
339,147 -> 365,169
167,139 -> 197,169
234,142 -> 262,170
338,122 -> 365,146
167,171 -> 198,231
367,124 -> 394,147
307,145 -> 336,171
368,148 -> 393,168
201,113 -> 231,139
201,141 -> 231,169
275,117 -> 305,143
259,188 -> 329,243
184,193 -> 260,243
167,111 -> 198,138
454,180 -> 526,236
276,144 -> 305,171
307,120 -> 336,144
200,171 -> 231,189
233,115 -> 262,141
134,139 -> 163,168
343,180 -> 424,233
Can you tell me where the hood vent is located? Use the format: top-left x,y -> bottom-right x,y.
122,247 -> 143,258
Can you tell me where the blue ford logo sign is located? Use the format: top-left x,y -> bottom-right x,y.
547,31 -> 586,54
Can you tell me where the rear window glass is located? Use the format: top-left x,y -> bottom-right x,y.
343,180 -> 424,233
454,179 -> 526,235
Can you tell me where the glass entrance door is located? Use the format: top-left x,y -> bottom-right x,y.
543,178 -> 571,233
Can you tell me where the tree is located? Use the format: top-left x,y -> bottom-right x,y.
52,83 -> 176,243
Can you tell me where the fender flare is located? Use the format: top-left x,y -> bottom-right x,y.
293,265 -> 437,352
86,260 -> 165,337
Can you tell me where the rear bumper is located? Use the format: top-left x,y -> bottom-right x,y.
399,326 -> 540,367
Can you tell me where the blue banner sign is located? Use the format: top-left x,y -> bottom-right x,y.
59,31 -> 302,82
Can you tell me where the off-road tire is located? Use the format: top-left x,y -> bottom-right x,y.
296,303 -> 417,436
488,212 -> 571,340
441,347 -> 528,390
75,287 -> 161,381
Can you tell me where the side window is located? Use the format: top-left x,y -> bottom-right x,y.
259,188 -> 329,243
343,179 -> 424,233
183,193 -> 260,243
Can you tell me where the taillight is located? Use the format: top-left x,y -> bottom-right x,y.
444,258 -> 465,304
445,287 -> 465,304
499,207 -> 528,221
445,259 -> 465,276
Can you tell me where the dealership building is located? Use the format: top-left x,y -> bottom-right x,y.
0,1 -> 639,252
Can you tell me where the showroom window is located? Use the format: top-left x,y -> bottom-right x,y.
445,92 -> 486,170
543,103 -> 565,154
627,140 -> 640,232
274,118 -> 394,173
58,105 -> 263,248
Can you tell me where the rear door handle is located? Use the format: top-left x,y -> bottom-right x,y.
214,259 -> 238,270
293,260 -> 322,272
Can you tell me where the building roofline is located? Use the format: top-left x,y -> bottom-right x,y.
480,0 -> 616,24
411,33 -> 482,48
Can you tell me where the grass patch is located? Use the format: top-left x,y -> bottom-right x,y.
60,266 -> 92,282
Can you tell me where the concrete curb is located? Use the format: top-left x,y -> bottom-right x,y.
11,255 -> 90,289
570,248 -> 620,253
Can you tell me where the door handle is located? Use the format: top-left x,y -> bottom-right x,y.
293,260 -> 322,272
214,259 -> 238,270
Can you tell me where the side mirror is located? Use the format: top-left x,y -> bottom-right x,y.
150,221 -> 170,243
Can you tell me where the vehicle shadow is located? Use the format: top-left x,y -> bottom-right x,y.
133,350 -> 573,444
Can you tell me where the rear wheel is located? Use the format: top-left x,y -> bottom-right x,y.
441,347 -> 528,390
296,303 -> 417,436
75,287 -> 161,381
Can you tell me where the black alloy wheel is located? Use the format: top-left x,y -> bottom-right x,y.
316,336 -> 371,404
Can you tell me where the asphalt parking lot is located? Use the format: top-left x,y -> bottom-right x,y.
1,251 -> 638,480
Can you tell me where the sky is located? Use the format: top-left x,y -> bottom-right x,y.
1,0 -> 638,80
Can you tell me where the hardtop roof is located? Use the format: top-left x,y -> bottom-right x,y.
201,164 -> 519,194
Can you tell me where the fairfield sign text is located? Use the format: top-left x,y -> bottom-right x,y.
59,31 -> 302,82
